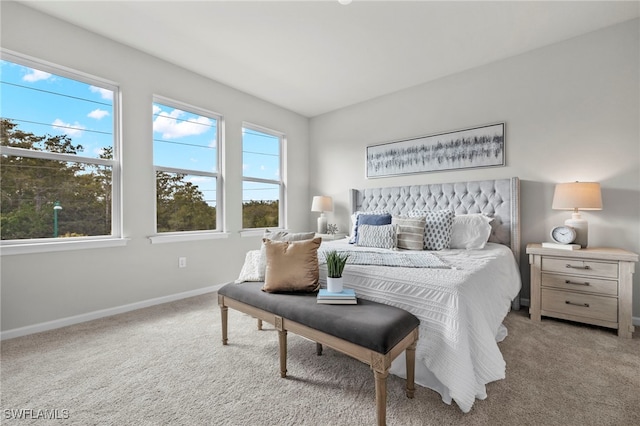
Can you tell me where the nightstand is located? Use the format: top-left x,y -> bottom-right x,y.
527,243 -> 638,338
315,233 -> 347,241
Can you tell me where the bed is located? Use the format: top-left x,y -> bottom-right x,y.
318,177 -> 522,413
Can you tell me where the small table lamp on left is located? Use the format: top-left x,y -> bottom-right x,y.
311,195 -> 333,234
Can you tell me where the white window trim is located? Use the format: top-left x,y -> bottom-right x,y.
0,49 -> 123,250
152,95 -> 223,234
241,122 -> 286,230
148,231 -> 230,244
1,237 -> 129,256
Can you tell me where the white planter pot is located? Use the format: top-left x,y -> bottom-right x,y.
326,277 -> 344,293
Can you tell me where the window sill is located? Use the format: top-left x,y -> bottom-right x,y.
240,228 -> 290,238
0,237 -> 129,256
149,232 -> 230,244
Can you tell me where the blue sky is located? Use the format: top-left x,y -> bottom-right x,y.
1,59 -> 113,158
2,59 -> 281,206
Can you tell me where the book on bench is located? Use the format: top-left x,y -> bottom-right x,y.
317,288 -> 357,304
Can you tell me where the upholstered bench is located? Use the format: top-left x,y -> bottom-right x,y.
217,282 -> 420,426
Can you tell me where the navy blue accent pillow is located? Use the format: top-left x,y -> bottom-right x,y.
355,213 -> 392,243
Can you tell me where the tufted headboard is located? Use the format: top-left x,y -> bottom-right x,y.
349,177 -> 521,263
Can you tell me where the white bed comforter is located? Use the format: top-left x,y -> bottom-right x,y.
319,239 -> 522,413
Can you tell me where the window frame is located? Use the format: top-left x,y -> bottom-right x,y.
241,122 -> 286,231
0,49 -> 123,254
151,95 -> 223,236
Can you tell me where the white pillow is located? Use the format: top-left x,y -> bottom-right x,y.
348,210 -> 388,243
356,224 -> 396,249
450,214 -> 493,249
234,250 -> 263,283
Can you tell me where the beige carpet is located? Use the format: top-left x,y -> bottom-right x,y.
1,293 -> 639,426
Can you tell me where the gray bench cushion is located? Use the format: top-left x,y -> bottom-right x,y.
218,282 -> 419,354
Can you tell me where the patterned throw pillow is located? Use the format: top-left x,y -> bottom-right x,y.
408,210 -> 454,250
392,216 -> 426,250
355,213 -> 392,243
348,210 -> 388,243
234,250 -> 264,283
356,224 -> 396,249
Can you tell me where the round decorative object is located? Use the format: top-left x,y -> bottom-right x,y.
550,225 -> 577,244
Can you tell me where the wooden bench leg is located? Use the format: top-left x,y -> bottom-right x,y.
373,369 -> 388,426
257,319 -> 263,330
276,316 -> 287,378
316,343 -> 323,356
220,305 -> 228,346
405,342 -> 417,398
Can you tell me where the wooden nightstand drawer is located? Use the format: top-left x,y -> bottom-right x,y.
541,288 -> 617,323
541,273 -> 618,296
528,244 -> 638,338
541,257 -> 618,279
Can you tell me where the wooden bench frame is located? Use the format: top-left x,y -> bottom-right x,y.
218,294 -> 419,426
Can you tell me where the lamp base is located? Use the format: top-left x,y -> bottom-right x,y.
565,212 -> 588,248
317,213 -> 327,234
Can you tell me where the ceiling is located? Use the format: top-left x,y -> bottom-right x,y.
19,1 -> 640,117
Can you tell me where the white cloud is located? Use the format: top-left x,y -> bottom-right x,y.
152,105 -> 161,115
88,109 -> 109,120
23,69 -> 51,82
153,108 -> 212,139
208,139 -> 217,149
242,164 -> 249,170
52,119 -> 85,137
90,86 -> 113,100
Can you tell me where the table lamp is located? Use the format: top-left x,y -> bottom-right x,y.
552,181 -> 602,248
311,196 -> 333,234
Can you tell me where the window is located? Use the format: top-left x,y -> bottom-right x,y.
0,51 -> 119,242
242,124 -> 284,229
153,97 -> 221,233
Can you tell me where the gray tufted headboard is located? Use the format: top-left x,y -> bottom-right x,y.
349,177 -> 521,263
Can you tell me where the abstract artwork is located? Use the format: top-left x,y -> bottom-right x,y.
366,123 -> 505,178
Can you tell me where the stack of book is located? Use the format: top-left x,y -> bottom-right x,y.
317,288 -> 357,304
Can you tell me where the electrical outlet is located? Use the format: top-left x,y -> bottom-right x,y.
179,257 -> 187,268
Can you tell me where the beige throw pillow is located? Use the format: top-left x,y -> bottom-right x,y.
262,237 -> 322,293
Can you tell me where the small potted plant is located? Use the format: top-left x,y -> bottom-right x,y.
325,250 -> 349,293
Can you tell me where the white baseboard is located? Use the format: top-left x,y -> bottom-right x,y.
1,283 -> 227,341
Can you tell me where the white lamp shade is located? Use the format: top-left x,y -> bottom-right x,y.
552,182 -> 602,211
311,196 -> 333,213
552,181 -> 602,248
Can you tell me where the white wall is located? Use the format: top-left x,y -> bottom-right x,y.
0,2 -> 310,332
309,19 -> 640,316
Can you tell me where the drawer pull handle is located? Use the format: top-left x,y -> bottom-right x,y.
566,264 -> 590,270
565,301 -> 589,308
565,280 -> 590,286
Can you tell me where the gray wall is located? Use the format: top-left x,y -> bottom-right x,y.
309,19 -> 640,317
1,2 -> 310,332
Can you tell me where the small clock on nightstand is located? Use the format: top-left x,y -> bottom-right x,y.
550,225 -> 577,244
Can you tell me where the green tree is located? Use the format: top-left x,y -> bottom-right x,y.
156,171 -> 216,232
242,200 -> 279,228
1,119 -> 111,239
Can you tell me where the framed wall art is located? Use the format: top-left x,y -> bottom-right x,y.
366,122 -> 505,178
